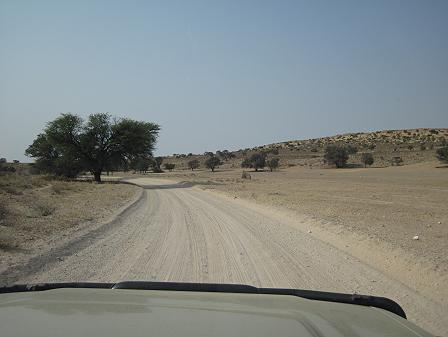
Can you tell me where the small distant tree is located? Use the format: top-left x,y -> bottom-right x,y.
324,145 -> 349,168
188,159 -> 200,171
345,144 -> 358,155
241,152 -> 266,171
361,153 -> 374,168
152,157 -> 163,173
164,163 -> 175,171
204,151 -> 214,157
205,156 -> 222,172
12,160 -> 19,164
0,158 -> 6,164
436,146 -> 448,164
132,157 -> 151,173
267,158 -> 280,172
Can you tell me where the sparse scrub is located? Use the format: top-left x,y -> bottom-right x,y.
436,146 -> 448,164
267,158 -> 280,172
205,156 -> 222,172
152,157 -> 164,173
391,156 -> 403,166
188,159 -> 200,171
164,163 -> 175,171
241,153 -> 266,171
324,145 -> 349,168
0,201 -> 8,221
361,153 -> 374,168
345,144 -> 358,155
51,181 -> 72,194
35,201 -> 56,217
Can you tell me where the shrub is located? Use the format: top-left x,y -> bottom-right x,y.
151,157 -> 163,173
391,156 -> 403,166
35,202 -> 56,216
345,144 -> 358,155
205,157 -> 222,172
267,158 -> 280,172
436,146 -> 448,164
324,145 -> 349,168
187,159 -> 200,171
0,202 -> 8,221
241,171 -> 251,180
361,153 -> 374,168
51,182 -> 71,194
241,153 -> 266,171
163,163 -> 175,172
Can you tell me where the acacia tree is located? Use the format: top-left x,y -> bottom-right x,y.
241,152 -> 266,171
205,156 -> 222,172
26,113 -> 160,182
188,159 -> 200,171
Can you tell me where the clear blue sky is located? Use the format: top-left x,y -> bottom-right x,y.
1,0 -> 447,162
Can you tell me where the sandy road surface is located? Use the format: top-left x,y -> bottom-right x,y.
11,178 -> 447,335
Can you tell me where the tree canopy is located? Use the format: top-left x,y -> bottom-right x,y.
267,158 -> 280,172
241,152 -> 266,171
188,159 -> 200,171
26,113 -> 160,181
324,145 -> 349,168
205,156 -> 222,172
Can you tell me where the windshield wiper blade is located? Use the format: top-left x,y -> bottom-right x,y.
0,281 -> 406,319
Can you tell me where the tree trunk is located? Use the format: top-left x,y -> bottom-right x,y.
93,171 -> 102,183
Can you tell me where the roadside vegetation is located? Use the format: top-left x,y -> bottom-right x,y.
26,113 -> 160,182
0,165 -> 138,255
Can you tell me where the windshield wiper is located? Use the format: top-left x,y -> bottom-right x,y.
0,281 -> 406,319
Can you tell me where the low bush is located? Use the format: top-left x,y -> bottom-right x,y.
324,145 -> 349,168
35,202 -> 56,217
436,146 -> 448,164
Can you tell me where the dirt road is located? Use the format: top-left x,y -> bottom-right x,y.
10,178 -> 447,336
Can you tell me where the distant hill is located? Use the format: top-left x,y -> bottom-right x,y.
165,128 -> 448,169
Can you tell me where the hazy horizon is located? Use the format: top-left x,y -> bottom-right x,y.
1,1 -> 447,162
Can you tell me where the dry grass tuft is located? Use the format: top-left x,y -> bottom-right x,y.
34,201 -> 56,217
51,181 -> 72,194
0,172 -> 48,194
0,201 -> 8,221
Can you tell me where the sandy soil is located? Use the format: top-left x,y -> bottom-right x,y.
0,178 -> 139,276
1,177 -> 445,336
155,162 -> 448,272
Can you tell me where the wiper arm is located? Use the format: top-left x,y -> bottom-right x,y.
0,281 -> 406,319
